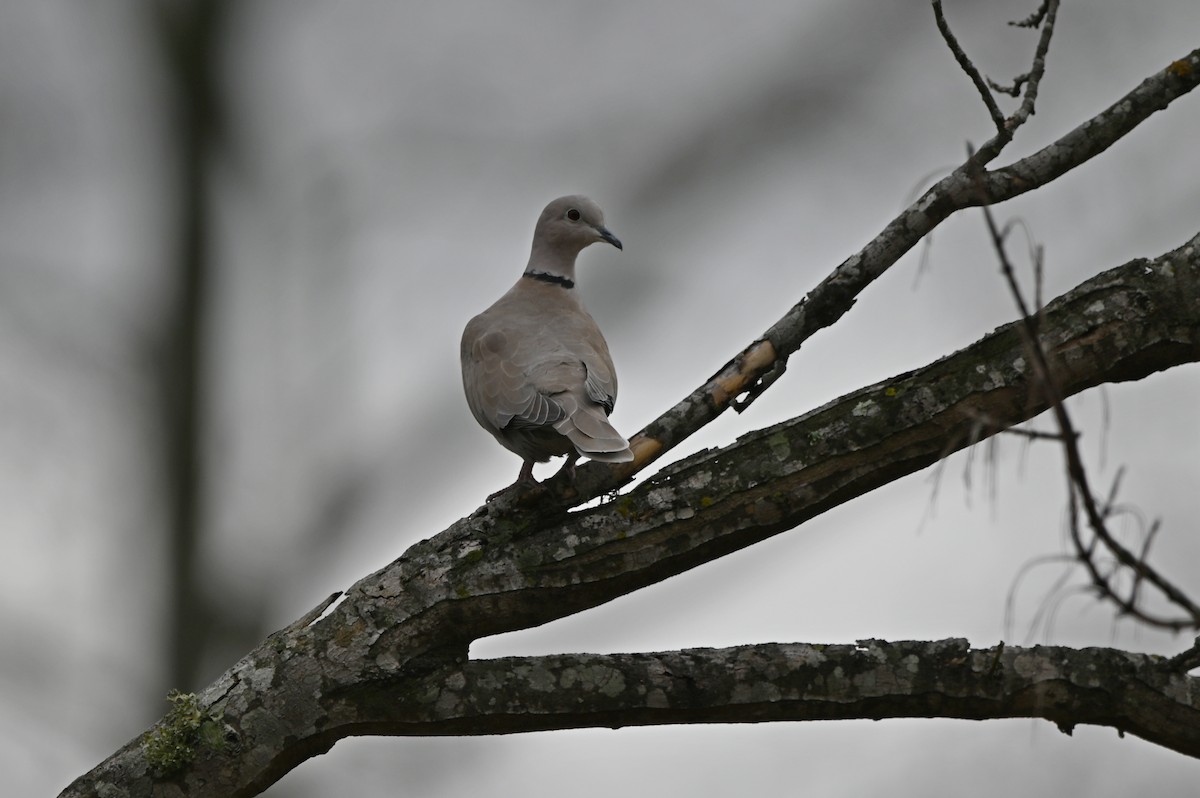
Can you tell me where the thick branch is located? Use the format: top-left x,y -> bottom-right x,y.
61,231 -> 1200,797
339,640 -> 1200,759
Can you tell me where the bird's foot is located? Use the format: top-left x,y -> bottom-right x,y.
486,460 -> 539,502
552,456 -> 578,484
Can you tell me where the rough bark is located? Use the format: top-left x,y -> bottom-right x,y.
61,232 -> 1200,797
338,639 -> 1200,760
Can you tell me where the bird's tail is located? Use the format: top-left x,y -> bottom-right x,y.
554,400 -> 634,463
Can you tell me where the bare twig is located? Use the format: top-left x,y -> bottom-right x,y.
1128,518 -> 1163,613
978,198 -> 1200,632
1000,0 -> 1058,130
1001,426 -> 1070,443
1165,637 -> 1200,672
1004,552 -> 1076,641
988,72 -> 1031,98
963,409 -> 1069,443
933,0 -> 1062,168
1099,467 -> 1125,517
1010,0 -> 1052,29
933,0 -> 1006,133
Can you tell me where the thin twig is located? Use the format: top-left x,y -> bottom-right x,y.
965,409 -> 1070,442
988,72 -> 1031,98
932,0 -> 1006,133
1000,426 -> 1070,442
1003,0 -> 1058,129
966,0 -> 1061,167
1004,552 -> 1077,642
1010,0 -> 1051,29
1128,518 -> 1162,614
1101,467 -> 1126,517
978,194 -> 1200,632
1164,636 -> 1200,671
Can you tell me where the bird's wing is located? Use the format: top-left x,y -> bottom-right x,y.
461,314 -> 567,433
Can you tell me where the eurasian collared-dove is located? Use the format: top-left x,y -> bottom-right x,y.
461,195 -> 634,494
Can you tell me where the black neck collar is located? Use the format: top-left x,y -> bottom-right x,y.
523,270 -> 574,289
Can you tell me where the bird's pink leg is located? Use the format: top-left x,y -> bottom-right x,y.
552,455 -> 578,484
487,459 -> 538,501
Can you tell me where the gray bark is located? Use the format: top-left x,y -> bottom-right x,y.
336,639 -> 1200,758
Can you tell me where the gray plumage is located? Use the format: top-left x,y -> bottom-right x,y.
461,195 -> 633,492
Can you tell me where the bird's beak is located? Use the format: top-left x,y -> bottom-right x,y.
596,225 -> 623,250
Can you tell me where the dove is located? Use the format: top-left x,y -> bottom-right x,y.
461,195 -> 634,495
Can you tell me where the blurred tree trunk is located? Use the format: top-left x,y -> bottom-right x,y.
150,0 -> 226,693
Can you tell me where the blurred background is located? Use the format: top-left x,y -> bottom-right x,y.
3,1 -> 1199,795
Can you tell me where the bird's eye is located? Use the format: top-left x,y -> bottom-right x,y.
566,208 -> 581,221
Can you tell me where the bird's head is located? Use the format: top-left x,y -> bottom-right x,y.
532,195 -> 623,258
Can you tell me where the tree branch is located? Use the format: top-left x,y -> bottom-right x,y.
547,44 -> 1200,507
61,230 -> 1200,797
331,640 -> 1200,759
59,33 -> 1200,798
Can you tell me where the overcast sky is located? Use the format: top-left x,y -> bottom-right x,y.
2,1 -> 1198,796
